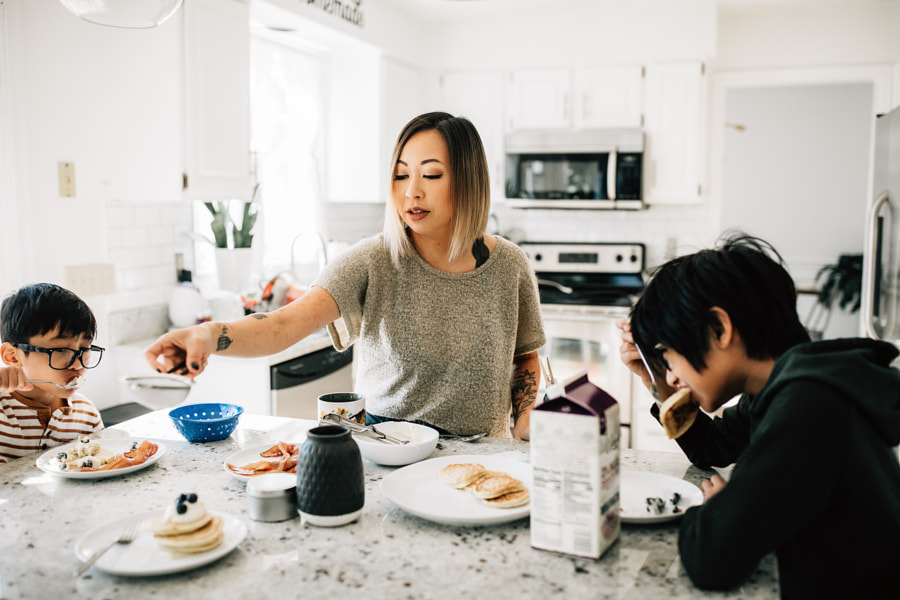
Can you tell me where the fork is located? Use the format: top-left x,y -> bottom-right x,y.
635,344 -> 662,407
74,518 -> 141,576
27,378 -> 82,390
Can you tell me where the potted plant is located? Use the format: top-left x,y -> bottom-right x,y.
805,253 -> 862,340
206,184 -> 261,292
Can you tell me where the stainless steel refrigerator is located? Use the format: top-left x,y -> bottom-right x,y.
862,105 -> 900,348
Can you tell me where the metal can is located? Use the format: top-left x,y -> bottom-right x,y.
247,473 -> 298,522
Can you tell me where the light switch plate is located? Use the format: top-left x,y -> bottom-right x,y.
58,162 -> 76,197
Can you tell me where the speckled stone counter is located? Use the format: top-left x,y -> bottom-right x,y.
0,411 -> 779,599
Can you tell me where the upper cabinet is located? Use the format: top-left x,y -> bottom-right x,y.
183,0 -> 252,201
575,66 -> 644,129
643,61 -> 706,205
507,66 -> 644,131
380,58 -> 422,202
440,71 -> 506,200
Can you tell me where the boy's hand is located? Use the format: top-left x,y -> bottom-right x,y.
616,319 -> 660,394
616,319 -> 677,402
701,474 -> 727,502
0,366 -> 33,394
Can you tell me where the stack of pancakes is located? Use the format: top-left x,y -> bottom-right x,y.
150,496 -> 224,555
439,463 -> 530,508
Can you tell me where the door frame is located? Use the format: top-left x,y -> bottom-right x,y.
707,65 -> 894,244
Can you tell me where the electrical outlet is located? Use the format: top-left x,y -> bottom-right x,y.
64,263 -> 116,297
58,162 -> 76,197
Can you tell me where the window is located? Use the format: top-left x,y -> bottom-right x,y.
250,34 -> 327,281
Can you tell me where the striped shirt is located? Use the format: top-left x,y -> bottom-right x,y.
0,392 -> 104,464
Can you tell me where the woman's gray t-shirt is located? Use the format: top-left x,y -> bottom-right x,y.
313,234 -> 545,437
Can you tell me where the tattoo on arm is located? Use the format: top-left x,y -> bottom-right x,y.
249,314 -> 267,320
216,325 -> 233,352
511,368 -> 538,421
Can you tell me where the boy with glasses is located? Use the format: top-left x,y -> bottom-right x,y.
0,283 -> 104,464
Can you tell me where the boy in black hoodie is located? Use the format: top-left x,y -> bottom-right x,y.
617,232 -> 900,599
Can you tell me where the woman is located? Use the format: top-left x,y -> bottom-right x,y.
146,112 -> 545,439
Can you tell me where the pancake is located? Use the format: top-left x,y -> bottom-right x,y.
154,516 -> 224,555
482,488 -> 530,509
150,511 -> 212,536
151,493 -> 223,555
461,470 -> 504,494
439,463 -> 487,489
472,474 -> 524,499
659,387 -> 698,439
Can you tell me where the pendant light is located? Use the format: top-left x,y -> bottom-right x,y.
58,0 -> 184,29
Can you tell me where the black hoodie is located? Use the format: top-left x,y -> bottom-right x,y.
673,338 -> 900,599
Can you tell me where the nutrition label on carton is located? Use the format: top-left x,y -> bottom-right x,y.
530,407 -> 619,559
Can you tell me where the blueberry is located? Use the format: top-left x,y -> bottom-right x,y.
178,493 -> 187,503
56,452 -> 67,461
176,502 -> 187,514
187,493 -> 197,503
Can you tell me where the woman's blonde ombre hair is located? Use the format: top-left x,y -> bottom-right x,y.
383,112 -> 491,265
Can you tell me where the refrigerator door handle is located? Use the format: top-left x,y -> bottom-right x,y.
607,149 -> 618,201
863,191 -> 891,339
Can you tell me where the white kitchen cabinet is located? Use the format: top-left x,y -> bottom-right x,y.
507,66 -> 643,131
439,70 -> 505,199
507,68 -> 572,130
182,0 -> 252,202
643,61 -> 706,205
574,66 -> 644,128
381,58 -> 421,201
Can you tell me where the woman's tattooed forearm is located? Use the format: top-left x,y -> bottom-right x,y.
216,325 -> 233,351
511,368 -> 538,421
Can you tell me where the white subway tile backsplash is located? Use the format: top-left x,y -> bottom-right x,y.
104,201 -> 194,342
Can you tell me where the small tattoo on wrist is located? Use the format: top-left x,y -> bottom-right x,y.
217,325 -> 233,351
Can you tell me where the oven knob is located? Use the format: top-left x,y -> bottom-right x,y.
615,254 -> 623,262
534,253 -> 543,262
630,254 -> 639,263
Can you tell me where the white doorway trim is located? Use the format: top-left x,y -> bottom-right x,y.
708,64 -> 894,237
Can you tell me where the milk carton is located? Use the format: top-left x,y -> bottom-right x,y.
530,372 -> 620,559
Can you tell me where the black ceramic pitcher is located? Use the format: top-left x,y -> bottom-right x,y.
295,425 -> 365,526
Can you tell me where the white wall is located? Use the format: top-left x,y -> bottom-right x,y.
3,0 -> 899,327
4,0 -> 189,336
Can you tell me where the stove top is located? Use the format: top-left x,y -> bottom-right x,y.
520,242 -> 645,307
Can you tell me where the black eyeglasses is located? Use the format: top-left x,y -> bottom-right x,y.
12,343 -> 105,370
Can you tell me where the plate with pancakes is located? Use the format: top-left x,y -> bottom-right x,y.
36,437 -> 166,480
74,509 -> 247,576
381,453 -> 532,526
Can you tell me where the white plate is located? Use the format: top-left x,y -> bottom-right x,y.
36,438 -> 166,480
381,454 -> 531,526
223,442 -> 302,481
619,470 -> 703,524
74,510 -> 246,576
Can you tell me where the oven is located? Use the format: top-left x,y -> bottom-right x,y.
521,242 -> 645,448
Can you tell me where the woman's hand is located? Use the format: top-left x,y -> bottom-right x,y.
701,474 -> 727,502
144,323 -> 217,380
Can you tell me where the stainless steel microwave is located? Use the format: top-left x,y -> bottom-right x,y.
504,129 -> 643,210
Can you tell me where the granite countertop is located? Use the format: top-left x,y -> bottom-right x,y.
0,411 -> 778,599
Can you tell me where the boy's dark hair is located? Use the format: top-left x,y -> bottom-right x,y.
1,283 -> 97,345
631,231 -> 810,374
